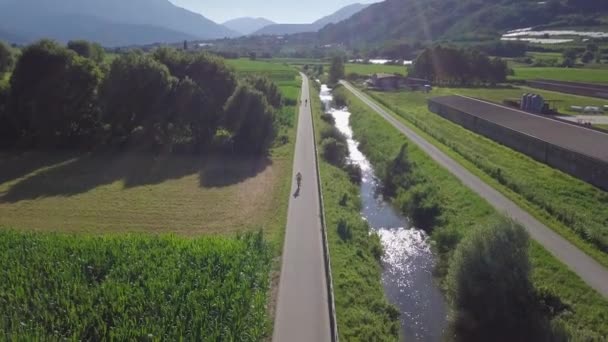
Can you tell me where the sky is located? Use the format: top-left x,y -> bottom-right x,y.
169,0 -> 380,24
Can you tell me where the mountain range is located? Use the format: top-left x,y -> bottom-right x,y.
223,18 -> 276,36
0,0 -> 237,46
253,3 -> 369,36
319,0 -> 608,46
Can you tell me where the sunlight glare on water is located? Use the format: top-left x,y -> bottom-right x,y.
319,84 -> 447,341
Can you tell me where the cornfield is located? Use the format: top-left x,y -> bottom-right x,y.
0,230 -> 272,340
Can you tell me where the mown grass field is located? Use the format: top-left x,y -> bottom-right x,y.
340,86 -> 608,338
361,88 -> 608,264
310,82 -> 400,340
0,230 -> 272,340
0,59 -> 301,339
0,152 -> 288,238
510,67 -> 608,84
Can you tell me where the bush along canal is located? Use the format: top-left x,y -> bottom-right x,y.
319,85 -> 447,341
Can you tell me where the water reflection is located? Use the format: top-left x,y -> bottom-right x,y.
320,85 -> 447,341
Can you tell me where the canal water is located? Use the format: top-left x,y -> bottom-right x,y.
319,85 -> 447,341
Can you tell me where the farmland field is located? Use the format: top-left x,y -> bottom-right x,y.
0,230 -> 271,340
510,67 -> 608,84
0,152 -> 289,239
0,59 -> 300,241
340,86 -> 608,338
420,85 -> 607,115
345,63 -> 408,76
0,58 -> 301,339
358,87 -> 608,266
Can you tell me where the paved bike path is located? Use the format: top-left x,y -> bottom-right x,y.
273,76 -> 332,341
341,80 -> 608,298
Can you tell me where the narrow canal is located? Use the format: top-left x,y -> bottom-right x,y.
319,84 -> 448,341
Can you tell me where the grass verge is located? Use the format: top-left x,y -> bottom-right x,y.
359,88 -> 608,267
338,86 -> 608,338
510,67 -> 608,84
310,81 -> 400,341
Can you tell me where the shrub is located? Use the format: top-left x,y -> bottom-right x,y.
337,218 -> 353,241
446,219 -> 551,342
344,163 -> 362,184
321,137 -> 348,166
332,91 -> 347,108
396,183 -> 442,231
321,113 -> 335,124
320,125 -> 347,143
383,143 -> 415,197
339,193 -> 349,206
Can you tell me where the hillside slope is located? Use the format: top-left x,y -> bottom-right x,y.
0,0 -> 235,46
319,0 -> 608,45
223,17 -> 275,35
253,3 -> 369,36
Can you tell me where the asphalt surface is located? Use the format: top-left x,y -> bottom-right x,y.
341,81 -> 608,298
273,76 -> 332,342
431,95 -> 608,162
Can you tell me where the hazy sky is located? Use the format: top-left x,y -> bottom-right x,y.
169,0 -> 380,24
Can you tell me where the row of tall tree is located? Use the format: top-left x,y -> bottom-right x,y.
410,46 -> 509,86
0,40 -> 283,155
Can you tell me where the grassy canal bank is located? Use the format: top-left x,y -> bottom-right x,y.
310,81 -> 400,341
360,88 -> 608,268
336,85 -> 608,339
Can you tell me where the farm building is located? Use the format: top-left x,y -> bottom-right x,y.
528,79 -> 608,100
428,95 -> 608,191
365,74 -> 431,91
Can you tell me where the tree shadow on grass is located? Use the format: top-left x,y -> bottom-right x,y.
0,151 -> 272,203
198,156 -> 272,188
0,151 -> 78,186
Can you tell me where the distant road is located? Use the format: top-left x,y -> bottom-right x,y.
341,80 -> 608,298
273,76 -> 332,342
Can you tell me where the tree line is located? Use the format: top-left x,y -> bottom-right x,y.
410,46 -> 509,86
0,39 -> 284,155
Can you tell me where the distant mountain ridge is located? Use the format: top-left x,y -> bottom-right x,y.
253,3 -> 369,36
0,0 -> 237,46
223,17 -> 275,35
319,0 -> 608,46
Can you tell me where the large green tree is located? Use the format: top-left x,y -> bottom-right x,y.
223,84 -> 276,154
329,56 -> 345,84
100,52 -> 175,144
9,39 -> 102,147
67,40 -> 105,64
447,219 -> 550,342
154,49 -> 237,148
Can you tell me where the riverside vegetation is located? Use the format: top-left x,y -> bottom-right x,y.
362,88 -> 608,264
0,39 -> 300,339
309,81 -> 400,340
337,85 -> 608,340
